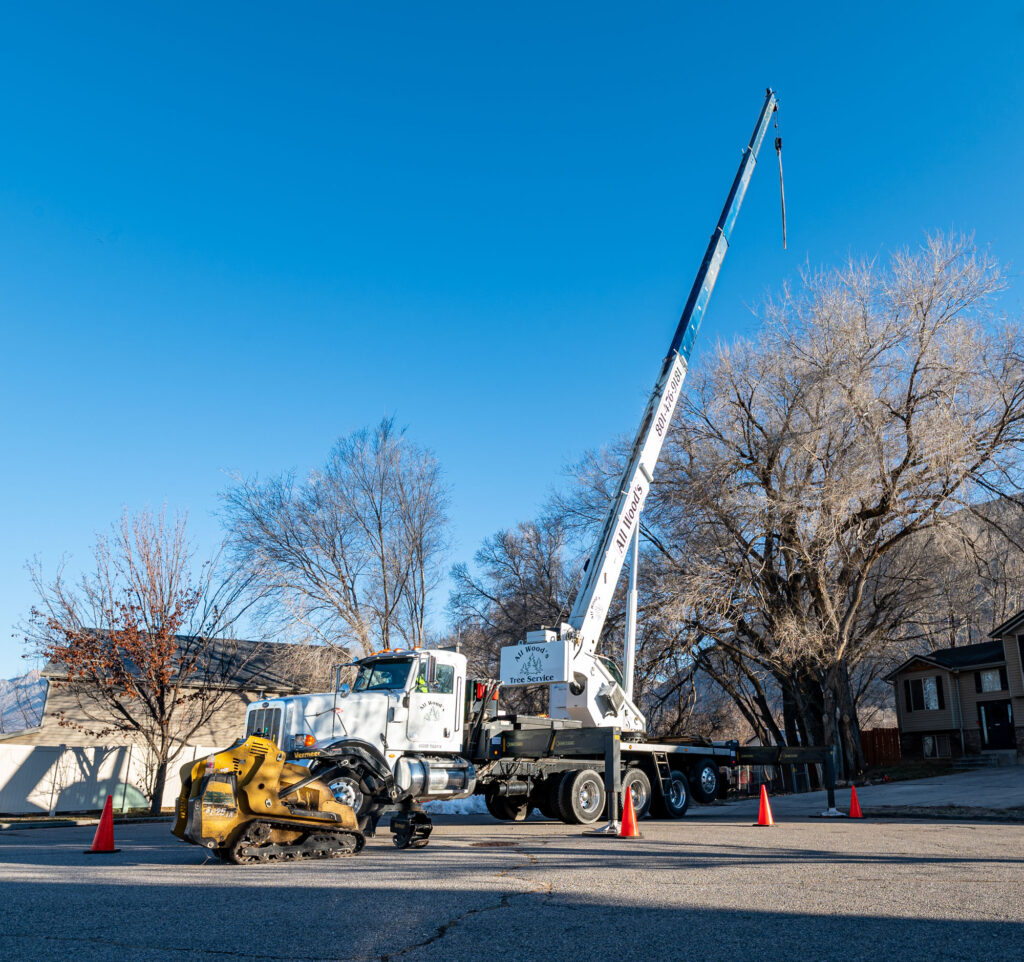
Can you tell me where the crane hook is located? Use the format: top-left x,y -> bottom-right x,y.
774,108 -> 787,250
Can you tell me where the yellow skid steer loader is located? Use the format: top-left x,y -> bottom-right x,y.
173,735 -> 364,863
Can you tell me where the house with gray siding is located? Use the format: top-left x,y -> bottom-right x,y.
0,637 -> 328,750
887,612 -> 1024,760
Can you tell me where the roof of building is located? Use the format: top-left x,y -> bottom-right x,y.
989,608 -> 1024,639
885,640 -> 1006,680
43,635 -> 338,693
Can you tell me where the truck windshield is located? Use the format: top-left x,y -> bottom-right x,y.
353,658 -> 414,692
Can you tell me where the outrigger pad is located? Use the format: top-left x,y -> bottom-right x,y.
390,811 -> 433,849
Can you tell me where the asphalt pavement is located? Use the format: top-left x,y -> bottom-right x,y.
1,808 -> 1022,962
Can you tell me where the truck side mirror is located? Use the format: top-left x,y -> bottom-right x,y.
338,683 -> 350,697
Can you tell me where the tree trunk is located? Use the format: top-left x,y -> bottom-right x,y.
821,677 -> 838,768
781,682 -> 801,746
835,661 -> 866,777
150,756 -> 168,816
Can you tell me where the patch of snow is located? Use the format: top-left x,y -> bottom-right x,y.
421,794 -> 489,815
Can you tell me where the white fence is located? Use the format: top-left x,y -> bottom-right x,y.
0,743 -> 219,815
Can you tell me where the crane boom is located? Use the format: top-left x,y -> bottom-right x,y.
499,89 -> 779,731
568,88 -> 778,651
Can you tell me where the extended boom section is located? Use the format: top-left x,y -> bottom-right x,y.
500,89 -> 779,732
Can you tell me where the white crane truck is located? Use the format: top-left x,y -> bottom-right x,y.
236,89 -> 783,850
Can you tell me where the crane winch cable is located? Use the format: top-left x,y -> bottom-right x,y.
774,106 -> 787,249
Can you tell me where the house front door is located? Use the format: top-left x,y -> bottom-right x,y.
978,700 -> 1014,750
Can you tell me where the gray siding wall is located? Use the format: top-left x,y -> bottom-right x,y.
895,666 -> 958,733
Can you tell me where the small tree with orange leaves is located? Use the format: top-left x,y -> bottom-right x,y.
25,508 -> 261,813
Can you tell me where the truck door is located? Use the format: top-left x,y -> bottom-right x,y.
406,656 -> 460,751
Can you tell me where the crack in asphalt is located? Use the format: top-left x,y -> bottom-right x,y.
3,846 -> 554,962
375,845 -> 551,962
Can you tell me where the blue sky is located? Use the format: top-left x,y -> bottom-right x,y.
2,3 -> 1023,677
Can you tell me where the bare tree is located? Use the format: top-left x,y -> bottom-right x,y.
448,509 -> 740,736
449,516 -> 572,712
888,500 -> 1024,653
24,508 -> 262,813
647,233 -> 1024,773
224,417 -> 449,657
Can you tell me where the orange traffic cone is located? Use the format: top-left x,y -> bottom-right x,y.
849,785 -> 864,819
754,784 -> 774,827
84,795 -> 120,854
619,784 -> 641,838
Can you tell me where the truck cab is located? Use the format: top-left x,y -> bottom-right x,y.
244,647 -> 468,765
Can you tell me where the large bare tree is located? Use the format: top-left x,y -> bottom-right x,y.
224,417 -> 449,656
648,234 -> 1024,773
25,508 -> 261,813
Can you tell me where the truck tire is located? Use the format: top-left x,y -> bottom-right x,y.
535,777 -> 563,820
650,769 -> 689,819
688,759 -> 721,804
557,769 -> 606,824
326,773 -> 369,815
485,794 -> 532,822
620,767 -> 652,819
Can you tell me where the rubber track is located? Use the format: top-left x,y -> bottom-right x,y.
222,818 -> 365,864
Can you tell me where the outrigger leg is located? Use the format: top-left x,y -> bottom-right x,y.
390,803 -> 433,849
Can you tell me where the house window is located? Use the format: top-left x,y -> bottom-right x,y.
903,676 -> 945,712
975,668 -> 1008,693
922,734 -> 951,758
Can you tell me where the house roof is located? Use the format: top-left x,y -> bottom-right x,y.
0,725 -> 42,743
43,635 -> 337,693
989,608 -> 1024,639
885,640 -> 1006,680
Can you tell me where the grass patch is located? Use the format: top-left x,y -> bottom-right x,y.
864,760 -> 958,782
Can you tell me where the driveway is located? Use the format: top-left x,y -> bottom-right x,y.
699,764 -> 1024,820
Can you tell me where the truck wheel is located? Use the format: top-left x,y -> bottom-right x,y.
620,768 -> 652,819
327,774 -> 369,816
650,770 -> 689,819
557,769 -> 606,824
535,778 -> 562,820
485,794 -> 532,822
688,760 -> 721,804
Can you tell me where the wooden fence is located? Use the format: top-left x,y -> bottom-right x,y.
861,727 -> 901,767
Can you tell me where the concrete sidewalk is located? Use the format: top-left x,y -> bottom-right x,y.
694,764 -> 1024,820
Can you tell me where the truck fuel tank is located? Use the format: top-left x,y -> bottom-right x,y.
394,754 -> 476,800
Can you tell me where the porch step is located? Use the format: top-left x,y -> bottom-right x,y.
953,755 -> 998,770
953,751 -> 1018,769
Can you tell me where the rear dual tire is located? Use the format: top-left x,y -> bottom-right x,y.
650,769 -> 690,818
557,769 -> 606,824
688,760 -> 722,804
